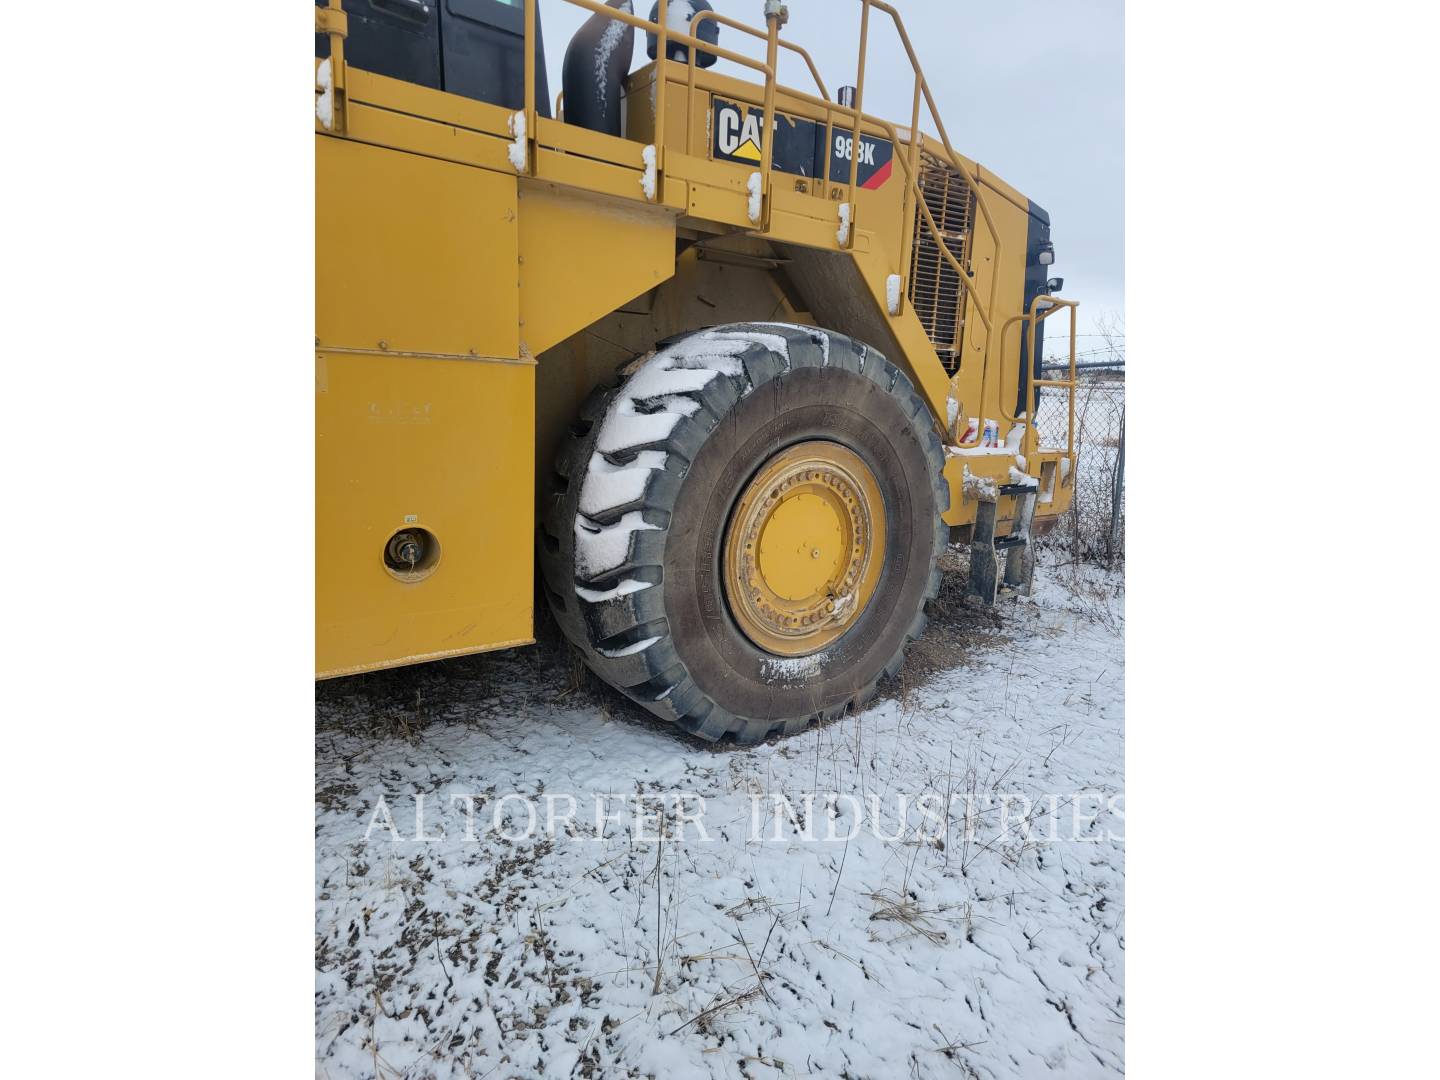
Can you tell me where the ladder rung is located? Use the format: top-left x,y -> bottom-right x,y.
998,483 -> 1037,497
994,535 -> 1028,551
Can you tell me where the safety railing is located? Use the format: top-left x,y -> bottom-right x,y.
862,2 -> 1005,335
994,296 -> 1079,465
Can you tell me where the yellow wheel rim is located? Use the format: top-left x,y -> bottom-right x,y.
723,441 -> 886,657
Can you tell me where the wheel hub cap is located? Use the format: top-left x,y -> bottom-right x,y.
723,441 -> 886,657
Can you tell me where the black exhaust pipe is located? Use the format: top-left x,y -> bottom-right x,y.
562,0 -> 636,137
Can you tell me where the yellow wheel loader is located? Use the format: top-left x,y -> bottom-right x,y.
315,0 -> 1080,743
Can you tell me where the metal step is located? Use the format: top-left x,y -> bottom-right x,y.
967,480 -> 1039,605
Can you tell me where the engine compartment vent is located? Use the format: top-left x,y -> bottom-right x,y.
907,154 -> 975,376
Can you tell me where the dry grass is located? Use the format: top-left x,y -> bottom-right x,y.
864,887 -> 950,946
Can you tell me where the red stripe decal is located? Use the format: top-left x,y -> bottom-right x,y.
861,157 -> 893,190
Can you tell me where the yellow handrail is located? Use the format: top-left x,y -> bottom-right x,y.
1030,297 -> 1080,465
897,75 -> 923,319
989,297 -> 1079,463
759,6 -> 780,227
864,1 -> 1005,331
844,0 -> 871,246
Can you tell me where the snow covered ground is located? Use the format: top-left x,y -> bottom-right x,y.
315,554 -> 1125,1079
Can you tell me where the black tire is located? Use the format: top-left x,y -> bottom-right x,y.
538,323 -> 947,744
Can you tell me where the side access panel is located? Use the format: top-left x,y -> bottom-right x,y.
316,134 -> 533,677
316,351 -> 535,677
316,136 -> 519,358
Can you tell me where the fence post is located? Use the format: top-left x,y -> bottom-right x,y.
1107,407 -> 1125,566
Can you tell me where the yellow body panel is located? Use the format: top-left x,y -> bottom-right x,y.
316,136 -> 519,359
517,183 -> 678,358
315,350 -> 535,678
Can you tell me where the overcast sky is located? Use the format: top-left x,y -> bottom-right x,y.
540,0 -> 1124,353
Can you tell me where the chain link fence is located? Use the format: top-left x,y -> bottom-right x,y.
1033,363 -> 1126,565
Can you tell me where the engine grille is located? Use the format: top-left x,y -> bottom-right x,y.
908,154 -> 975,375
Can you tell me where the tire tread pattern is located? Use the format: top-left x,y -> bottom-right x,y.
539,323 -> 948,744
